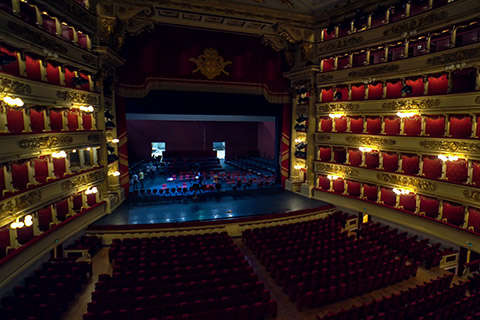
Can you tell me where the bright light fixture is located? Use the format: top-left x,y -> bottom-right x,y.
359,146 -> 373,152
24,215 -> 33,227
85,186 -> 98,194
329,113 -> 344,119
111,138 -> 120,143
110,171 -> 120,176
86,147 -> 91,151
294,165 -> 304,170
438,154 -> 459,162
52,151 -> 67,158
393,188 -> 411,195
396,111 -> 418,118
3,96 -> 24,107
327,175 -> 340,180
78,106 -> 94,112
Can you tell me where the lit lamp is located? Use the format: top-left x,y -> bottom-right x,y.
78,105 -> 94,112
2,96 -> 24,107
359,146 -> 373,152
10,218 -> 24,229
109,171 -> 120,176
111,138 -> 119,143
327,175 -> 340,180
85,186 -> 98,194
10,215 -> 33,229
329,113 -> 344,119
438,155 -> 459,162
51,151 -> 67,158
396,111 -> 418,118
393,188 -> 412,195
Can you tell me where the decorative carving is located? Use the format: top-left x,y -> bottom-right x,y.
464,190 -> 480,202
284,50 -> 295,67
317,103 -> 359,112
262,34 -> 287,52
427,47 -> 480,65
315,163 -> 359,176
383,11 -> 448,36
56,90 -> 99,105
0,191 -> 42,220
189,48 -> 232,80
382,98 -> 440,110
476,96 -> 480,104
87,134 -> 101,142
345,136 -> 396,146
7,22 -> 68,54
275,24 -> 308,44
348,65 -> 399,78
61,171 -> 103,191
317,36 -> 363,53
301,42 -> 315,64
317,74 -> 334,81
376,173 -> 438,191
0,76 -> 32,95
18,136 -> 73,149
316,135 -> 331,141
419,141 -> 480,153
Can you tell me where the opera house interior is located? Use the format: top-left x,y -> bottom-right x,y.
1,0 -> 480,319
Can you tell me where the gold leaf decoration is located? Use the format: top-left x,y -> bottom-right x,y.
18,136 -> 73,149
316,135 -> 331,141
317,103 -> 359,112
464,190 -> 480,202
376,173 -> 437,191
419,141 -> 480,153
0,75 -> 32,95
0,191 -> 42,220
345,136 -> 396,146
189,48 -> 232,80
348,65 -> 399,78
315,163 -> 359,176
56,90 -> 99,105
382,98 -> 440,110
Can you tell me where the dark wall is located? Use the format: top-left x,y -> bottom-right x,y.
257,122 -> 276,159
127,120 -> 264,162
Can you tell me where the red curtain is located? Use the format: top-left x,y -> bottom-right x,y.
319,146 -> 331,162
348,149 -> 362,166
428,73 -> 448,95
34,158 -> 48,184
452,68 -> 476,93
53,158 -> 66,178
6,108 -> 24,133
37,207 -> 52,231
472,161 -> 480,186
468,208 -> 480,233
366,117 -> 381,135
401,155 -> 419,175
399,194 -> 416,212
280,103 -> 291,187
449,116 -> 472,138
323,30 -> 335,41
0,45 -> 19,75
352,53 -> 367,68
50,109 -> 64,131
334,117 -> 347,133
73,194 -> 83,211
82,113 -> 92,130
404,116 -> 422,136
335,86 -> 349,101
0,227 -> 10,258
419,196 -> 439,218
46,62 -> 60,85
380,188 -> 396,206
322,58 -> 334,72
351,84 -> 365,100
87,193 -> 96,206
61,25 -> 74,41
350,117 -> 364,133
385,116 -> 400,135
0,165 -> 5,194
445,160 -> 468,183
25,55 -> 41,81
337,55 -> 350,69
17,225 -> 34,245
333,147 -> 346,164
56,199 -> 69,221
320,117 -> 332,132
78,73 -> 90,91
67,110 -> 79,131
347,181 -> 361,197
363,184 -> 378,201
64,67 -> 75,88
422,156 -> 442,179
405,77 -> 424,97
442,202 -> 465,226
425,116 -> 445,137
42,15 -> 57,35
78,33 -> 89,49
318,175 -> 330,190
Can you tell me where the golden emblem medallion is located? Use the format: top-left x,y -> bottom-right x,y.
189,48 -> 232,80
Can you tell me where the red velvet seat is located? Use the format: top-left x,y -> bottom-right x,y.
363,184 -> 378,202
321,88 -> 333,102
366,117 -> 382,135
6,108 -> 25,133
384,116 -> 400,135
442,202 -> 465,226
319,117 -> 332,132
365,153 -> 379,169
380,188 -> 396,207
445,159 -> 468,183
419,196 -> 439,218
401,155 -> 419,175
404,116 -> 421,136
449,116 -> 472,138
425,116 -> 445,137
332,179 -> 345,194
350,117 -> 364,133
422,156 -> 442,179
12,162 -> 29,190
318,175 -> 330,190
399,194 -> 416,212
319,146 -> 331,162
382,153 -> 398,172
347,181 -> 361,197
348,149 -> 362,166
334,117 -> 347,133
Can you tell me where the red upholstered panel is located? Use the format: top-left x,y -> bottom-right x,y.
347,181 -> 361,197
37,206 -> 52,231
6,109 -> 24,133
318,175 -> 330,190
334,148 -> 346,164
78,73 -> 90,91
385,116 -> 400,135
382,153 -> 399,172
42,15 -> 57,35
334,117 -> 347,133
17,225 -> 34,245
351,84 -> 365,100
350,117 -> 364,133
321,88 -> 333,102
82,113 -> 92,130
404,116 -> 422,136
12,163 -> 29,190
468,208 -> 480,233
0,227 -> 10,258
401,155 -> 419,175
87,193 -> 96,206
46,62 -> 60,85
67,111 -> 79,131
78,33 -> 89,49
419,196 -> 439,218
366,117 -> 381,135
34,158 -> 48,184
335,86 -> 349,101
449,116 -> 472,138
446,160 -> 468,183
348,149 -> 362,166
319,147 -> 331,162
73,194 -> 83,211
0,165 -> 5,194
386,81 -> 402,99
337,56 -> 350,69
472,162 -> 480,186
442,202 -> 465,226
50,109 -> 63,131
368,82 -> 383,100
320,117 -> 332,132
332,179 -> 344,194
64,67 -> 75,88
425,116 -> 445,137
30,109 -> 45,132
0,46 -> 19,75
477,115 -> 480,138
53,158 -> 66,178
56,199 -> 69,221
25,55 -> 41,81
405,78 -> 424,97
363,184 -> 378,201
365,153 -> 379,169
61,25 -> 74,41
422,156 -> 442,179
428,74 -> 448,95
399,194 -> 416,212
323,30 -> 335,41
322,58 -> 334,72
380,188 -> 396,206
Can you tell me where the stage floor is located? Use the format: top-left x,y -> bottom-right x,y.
94,188 -> 328,225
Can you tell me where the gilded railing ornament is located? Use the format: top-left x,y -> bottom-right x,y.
317,74 -> 334,82
376,173 -> 438,191
426,47 -> 480,66
382,98 -> 440,110
345,136 -> 396,146
0,191 -> 42,220
475,96 -> 480,104
419,141 -> 480,153
56,90 -> 98,105
7,22 -> 68,54
61,171 -> 103,191
315,163 -> 359,176
348,65 -> 399,78
189,48 -> 232,80
383,11 -> 448,36
464,190 -> 480,202
317,103 -> 359,112
0,76 -> 32,95
316,135 -> 331,141
317,36 -> 363,53
18,136 -> 73,149
87,134 -> 101,142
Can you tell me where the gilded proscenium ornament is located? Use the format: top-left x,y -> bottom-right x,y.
18,136 -> 73,149
189,48 -> 232,80
315,163 -> 359,176
345,136 -> 396,146
348,65 -> 399,78
56,90 -> 99,106
382,98 -> 440,110
0,191 -> 42,220
6,22 -> 68,54
0,76 -> 32,95
464,190 -> 480,203
317,103 -> 359,112
376,173 -> 438,192
426,47 -> 480,66
476,96 -> 480,104
419,141 -> 480,153
61,171 -> 104,191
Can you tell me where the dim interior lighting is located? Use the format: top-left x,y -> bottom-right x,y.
396,111 -> 418,118
3,96 -> 24,107
359,146 -> 373,152
327,175 -> 340,180
85,186 -> 98,194
110,171 -> 120,176
438,154 -> 459,162
111,138 -> 120,143
329,113 -> 344,118
52,151 -> 67,158
393,188 -> 411,195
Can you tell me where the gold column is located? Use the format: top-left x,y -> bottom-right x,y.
423,75 -> 429,95
32,215 -> 41,236
415,196 -> 421,214
0,104 -> 7,133
380,116 -> 385,134
51,204 -> 59,225
475,66 -> 480,91
26,160 -> 36,187
447,71 -> 453,93
334,57 -> 338,70
382,80 -> 387,98
46,156 -> 55,180
451,26 -> 457,48
361,151 -> 366,167
348,84 -> 352,100
362,116 -> 367,133
467,160 -> 474,185
445,115 -> 451,137
2,165 -> 14,194
40,60 -> 47,82
43,108 -> 50,132
365,49 -> 371,66
379,152 -> 384,170
471,114 -> 477,138
22,108 -> 31,133
440,160 -> 447,180
438,199 -> 444,220
420,116 -> 426,136
418,157 -> 424,176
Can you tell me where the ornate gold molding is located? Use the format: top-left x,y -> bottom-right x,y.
383,11 -> 448,36
382,98 -> 440,110
426,47 -> 480,66
6,21 -> 68,54
0,76 -> 32,95
189,48 -> 232,80
317,36 -> 363,54
87,134 -> 101,142
56,90 -> 99,105
317,74 -> 334,82
419,141 -> 480,153
464,190 -> 480,203
316,135 -> 331,142
345,136 -> 396,146
315,163 -> 359,176
61,171 -> 104,191
18,136 -> 73,149
317,103 -> 359,112
348,65 -> 399,78
376,173 -> 438,192
475,96 -> 480,104
262,34 -> 287,52
0,191 -> 42,220
275,24 -> 313,43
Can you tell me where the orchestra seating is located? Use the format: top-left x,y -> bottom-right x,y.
64,235 -> 102,258
225,157 -> 275,176
0,258 -> 92,320
83,232 -> 277,320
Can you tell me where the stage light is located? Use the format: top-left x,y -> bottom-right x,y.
52,151 -> 67,158
396,111 -> 418,118
327,175 -> 340,180
401,85 -> 412,94
109,171 -> 120,176
333,91 -> 342,100
3,96 -> 24,107
359,146 -> 373,152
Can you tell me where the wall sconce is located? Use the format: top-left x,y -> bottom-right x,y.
111,138 -> 119,143
52,151 -> 67,158
10,215 -> 33,229
329,113 -> 344,118
109,171 -> 120,176
2,96 -> 24,107
78,105 -> 94,112
393,188 -> 412,195
327,175 -> 340,180
359,146 -> 373,152
438,154 -> 459,162
72,149 -> 77,153
294,165 -> 304,170
396,111 -> 418,118
86,147 -> 91,151
85,186 -> 98,194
